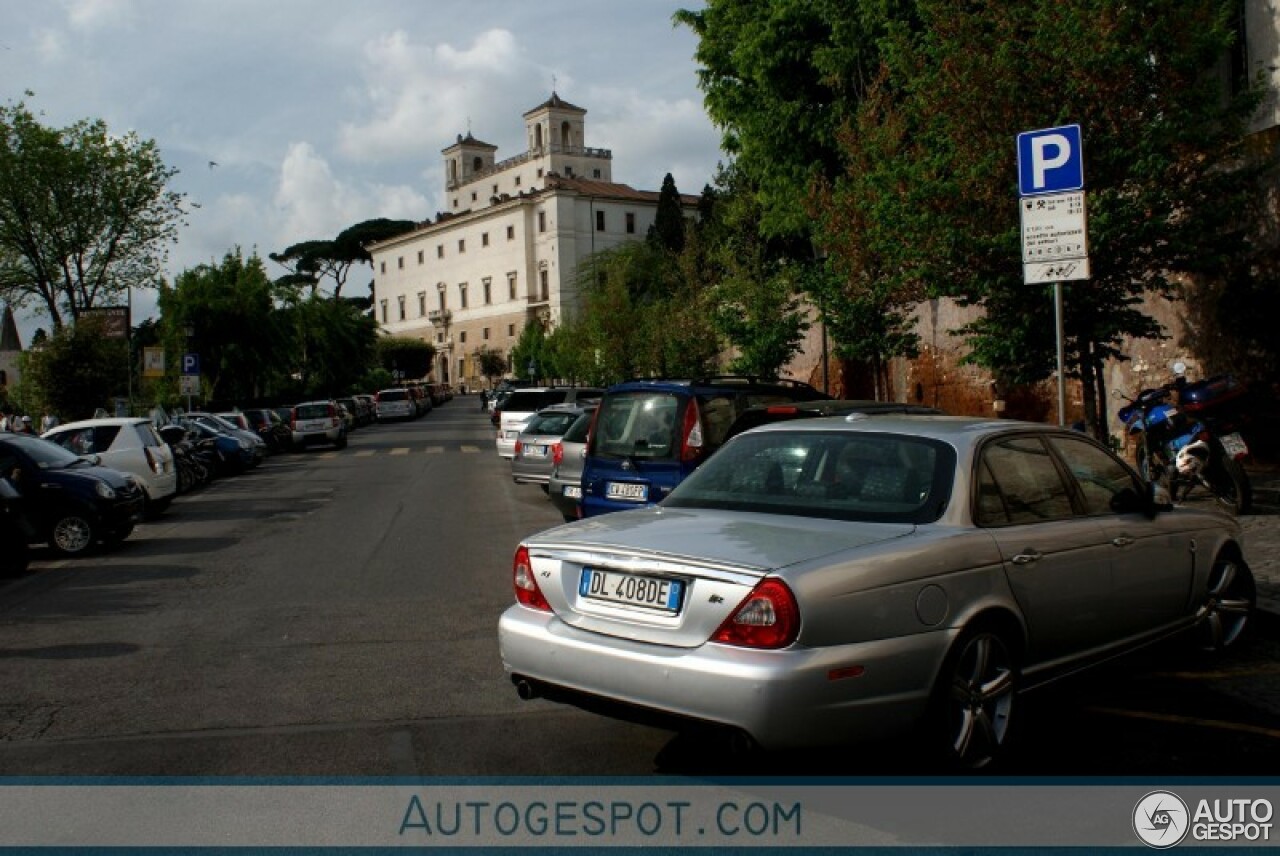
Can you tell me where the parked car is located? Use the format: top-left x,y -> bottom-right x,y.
500,414 -> 1256,770
42,417 -> 178,517
547,407 -> 597,522
578,376 -> 825,517
496,387 -> 604,458
0,433 -> 146,556
375,388 -> 416,422
335,396 -> 370,429
184,412 -> 266,467
238,407 -> 293,453
511,404 -> 594,489
176,418 -> 260,474
289,400 -> 348,450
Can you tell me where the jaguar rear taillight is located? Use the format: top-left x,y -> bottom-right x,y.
711,578 -> 800,649
513,545 -> 551,611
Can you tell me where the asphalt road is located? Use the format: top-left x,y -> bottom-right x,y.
1,402 -> 1278,776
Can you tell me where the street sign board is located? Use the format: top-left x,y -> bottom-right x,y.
142,347 -> 165,378
179,374 -> 200,396
1017,124 -> 1083,196
80,306 -> 130,339
1020,191 -> 1087,263
182,353 -> 200,376
1024,258 -> 1091,284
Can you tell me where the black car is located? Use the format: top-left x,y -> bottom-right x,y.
0,433 -> 146,557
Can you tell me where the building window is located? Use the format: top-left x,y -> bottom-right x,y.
398,256 -> 404,269
438,290 -> 446,311
483,327 -> 490,340
398,295 -> 406,320
515,176 -> 522,187
539,269 -> 549,300
508,324 -> 515,337
565,166 -> 574,177
626,212 -> 636,234
595,210 -> 605,231
460,331 -> 468,344
537,168 -> 544,178
380,300 -> 388,323
508,272 -> 517,300
482,232 -> 489,247
380,261 -> 386,273
458,239 -> 465,253
453,199 -> 459,209
593,169 -> 601,179
417,250 -> 424,264
492,184 -> 498,195
437,244 -> 444,258
418,292 -> 427,316
483,277 -> 492,305
459,283 -> 468,309
507,225 -> 515,240
457,358 -> 464,380
471,192 -> 477,201
538,211 -> 546,232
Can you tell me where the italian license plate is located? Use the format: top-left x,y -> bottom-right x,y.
524,445 -> 546,458
579,568 -> 684,612
562,484 -> 582,499
1220,432 -> 1248,459
605,482 -> 648,501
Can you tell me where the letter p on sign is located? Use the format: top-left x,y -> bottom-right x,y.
1017,125 -> 1084,196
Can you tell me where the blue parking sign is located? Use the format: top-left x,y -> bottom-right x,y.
1017,125 -> 1084,196
182,353 -> 200,375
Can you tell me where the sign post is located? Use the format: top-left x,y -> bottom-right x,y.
1017,124 -> 1088,426
181,352 -> 200,411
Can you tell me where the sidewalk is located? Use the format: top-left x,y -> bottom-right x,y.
1238,463 -> 1280,615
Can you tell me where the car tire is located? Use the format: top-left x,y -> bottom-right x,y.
1196,554 -> 1255,652
49,511 -> 97,557
928,625 -> 1019,770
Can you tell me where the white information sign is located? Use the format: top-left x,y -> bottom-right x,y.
1023,257 -> 1091,284
179,374 -> 201,396
1020,191 -> 1087,263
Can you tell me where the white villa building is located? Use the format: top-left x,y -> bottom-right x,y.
367,93 -> 697,389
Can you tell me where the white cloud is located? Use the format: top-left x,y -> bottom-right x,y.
64,0 -> 137,31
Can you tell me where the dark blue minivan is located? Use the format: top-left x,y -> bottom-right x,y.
578,376 -> 827,517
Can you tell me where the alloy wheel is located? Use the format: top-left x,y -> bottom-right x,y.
1196,558 -> 1254,651
943,630 -> 1017,769
51,514 -> 95,556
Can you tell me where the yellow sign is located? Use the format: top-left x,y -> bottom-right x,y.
142,347 -> 165,378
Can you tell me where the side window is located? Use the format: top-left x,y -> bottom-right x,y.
976,436 -> 1074,526
697,394 -> 736,451
1048,435 -> 1142,516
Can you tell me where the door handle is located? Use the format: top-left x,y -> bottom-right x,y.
1112,536 -> 1134,547
1010,550 -> 1042,565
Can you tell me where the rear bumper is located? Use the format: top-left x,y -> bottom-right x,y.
498,604 -> 949,750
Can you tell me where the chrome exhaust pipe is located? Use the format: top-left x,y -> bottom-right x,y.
514,678 -> 540,701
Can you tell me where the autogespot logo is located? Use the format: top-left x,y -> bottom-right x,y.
1134,791 -> 1190,849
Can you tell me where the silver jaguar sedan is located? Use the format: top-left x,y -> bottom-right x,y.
498,415 -> 1255,769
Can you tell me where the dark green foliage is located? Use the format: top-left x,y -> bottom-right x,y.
376,337 -> 435,380
22,316 -> 128,420
648,173 -> 687,253
270,218 -> 417,298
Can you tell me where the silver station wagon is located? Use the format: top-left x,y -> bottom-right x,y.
498,415 -> 1255,769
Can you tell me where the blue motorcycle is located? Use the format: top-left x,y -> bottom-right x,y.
1118,363 -> 1253,514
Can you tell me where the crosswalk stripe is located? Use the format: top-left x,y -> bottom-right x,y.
460,445 -> 481,453
390,448 -> 410,455
355,450 -> 376,457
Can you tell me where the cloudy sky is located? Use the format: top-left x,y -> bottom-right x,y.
1,0 -> 723,341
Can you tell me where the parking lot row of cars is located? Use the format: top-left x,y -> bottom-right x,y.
491,375 -> 1261,771
0,386 -> 455,569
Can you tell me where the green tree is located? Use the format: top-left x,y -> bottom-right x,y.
830,0 -> 1270,435
0,96 -> 186,330
376,336 -> 435,381
674,0 -> 897,240
21,315 -> 128,420
473,345 -> 509,388
284,296 -> 380,397
270,218 -> 417,299
510,321 -> 550,382
648,173 -> 687,254
158,250 -> 286,403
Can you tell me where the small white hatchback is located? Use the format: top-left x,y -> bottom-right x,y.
42,417 -> 178,515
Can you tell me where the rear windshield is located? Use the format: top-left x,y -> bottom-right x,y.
379,390 -> 408,401
295,404 -> 331,420
524,411 -> 580,436
592,392 -> 683,461
502,390 -> 570,412
665,430 -> 955,524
